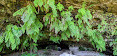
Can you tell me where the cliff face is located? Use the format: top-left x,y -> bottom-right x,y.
0,0 -> 117,32
65,0 -> 117,14
0,0 -> 28,31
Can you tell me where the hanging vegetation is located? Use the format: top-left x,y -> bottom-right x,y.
0,0 -> 117,55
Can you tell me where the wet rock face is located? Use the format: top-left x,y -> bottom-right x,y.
65,0 -> 117,14
0,0 -> 28,31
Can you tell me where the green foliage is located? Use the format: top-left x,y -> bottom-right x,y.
0,34 -> 4,45
68,6 -> 74,11
13,7 -> 26,16
2,24 -> 23,50
75,3 -> 105,52
57,2 -> 64,11
21,52 -> 37,56
61,32 -> 68,40
50,36 -> 60,43
97,13 -> 117,55
34,0 -> 43,7
1,0 -> 117,55
110,38 -> 117,55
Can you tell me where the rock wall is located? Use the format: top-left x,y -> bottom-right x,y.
0,0 -> 28,31
65,0 -> 117,14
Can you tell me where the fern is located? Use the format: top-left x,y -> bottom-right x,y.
0,35 -> 3,45
13,7 -> 26,16
110,38 -> 117,55
3,24 -> 22,50
50,36 -> 60,43
1,0 -> 117,55
34,0 -> 43,7
75,3 -> 106,51
57,2 -> 64,11
68,6 -> 74,11
61,32 -> 68,40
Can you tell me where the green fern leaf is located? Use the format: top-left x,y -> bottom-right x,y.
35,19 -> 43,30
61,11 -> 66,17
86,10 -> 92,19
78,8 -> 86,16
12,25 -> 23,38
33,0 -> 38,7
13,7 -> 26,16
0,35 -> 4,45
52,9 -> 58,17
34,0 -> 43,7
57,2 -> 64,11
54,20 -> 61,34
44,4 -> 49,11
27,13 -> 36,26
68,21 -> 77,36
50,23 -> 55,31
27,5 -> 37,14
78,19 -> 82,25
47,0 -> 57,17
5,25 -> 13,43
62,22 -> 68,31
65,30 -> 70,38
47,0 -> 55,8
0,44 -> 4,52
50,36 -> 60,43
61,32 -> 68,40
11,44 -> 16,50
55,25 -> 60,34
30,33 -> 38,43
15,38 -> 20,45
9,33 -> 15,45
68,6 -> 74,11
5,33 -> 9,43
59,21 -> 63,30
